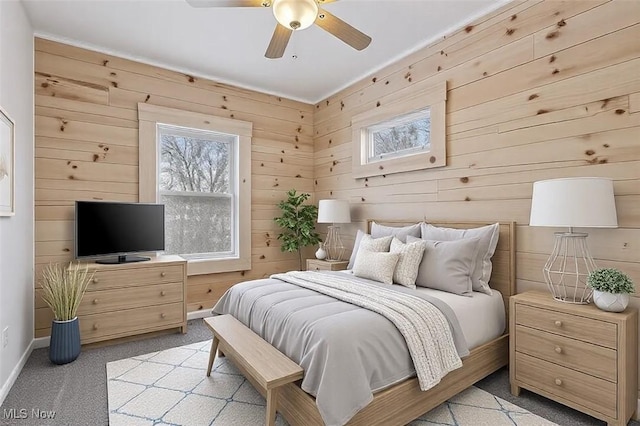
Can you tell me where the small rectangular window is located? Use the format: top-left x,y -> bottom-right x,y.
157,125 -> 238,261
352,81 -> 446,179
366,108 -> 431,163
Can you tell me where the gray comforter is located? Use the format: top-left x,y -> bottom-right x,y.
212,271 -> 468,426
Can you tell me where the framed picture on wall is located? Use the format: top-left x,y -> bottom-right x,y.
0,106 -> 15,216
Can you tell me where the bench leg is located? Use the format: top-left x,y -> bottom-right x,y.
265,388 -> 278,426
206,336 -> 220,377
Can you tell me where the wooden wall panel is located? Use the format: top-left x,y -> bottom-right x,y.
34,39 -> 314,337
312,0 -> 640,393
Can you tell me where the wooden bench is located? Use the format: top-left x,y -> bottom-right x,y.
204,315 -> 304,426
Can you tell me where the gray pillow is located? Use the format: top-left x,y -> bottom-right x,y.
407,235 -> 479,296
420,223 -> 499,295
370,221 -> 421,243
347,230 -> 394,269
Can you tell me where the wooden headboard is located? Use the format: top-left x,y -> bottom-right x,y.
366,220 -> 516,313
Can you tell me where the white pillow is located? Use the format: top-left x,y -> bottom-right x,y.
353,251 -> 400,285
370,222 -> 422,243
390,237 -> 426,289
420,223 -> 499,295
347,231 -> 393,269
408,236 -> 479,296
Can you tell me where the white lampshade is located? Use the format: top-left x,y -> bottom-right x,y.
272,0 -> 318,30
317,199 -> 351,224
530,177 -> 618,228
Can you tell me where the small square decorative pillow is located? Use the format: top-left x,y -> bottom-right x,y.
353,251 -> 400,285
347,231 -> 393,269
370,222 -> 422,243
407,236 -> 480,296
420,223 -> 499,295
390,237 -> 427,289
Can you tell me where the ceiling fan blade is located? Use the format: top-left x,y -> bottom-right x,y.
265,24 -> 293,59
316,8 -> 371,51
185,0 -> 266,7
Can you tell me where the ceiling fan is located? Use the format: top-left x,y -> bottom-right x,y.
186,0 -> 372,59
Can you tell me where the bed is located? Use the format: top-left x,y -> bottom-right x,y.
214,220 -> 516,426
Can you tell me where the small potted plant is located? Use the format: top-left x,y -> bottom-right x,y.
40,262 -> 94,364
274,189 -> 322,270
587,268 -> 635,312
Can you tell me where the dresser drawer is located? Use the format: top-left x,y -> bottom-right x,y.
515,325 -> 617,382
516,304 -> 617,348
515,352 -> 616,418
87,265 -> 184,291
80,302 -> 184,343
78,282 -> 183,316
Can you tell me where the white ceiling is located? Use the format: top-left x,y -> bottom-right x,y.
22,0 -> 507,104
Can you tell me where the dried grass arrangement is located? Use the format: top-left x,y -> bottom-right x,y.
40,262 -> 94,321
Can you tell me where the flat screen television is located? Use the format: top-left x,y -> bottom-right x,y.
75,201 -> 165,264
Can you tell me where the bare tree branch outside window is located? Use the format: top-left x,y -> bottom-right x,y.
158,128 -> 236,259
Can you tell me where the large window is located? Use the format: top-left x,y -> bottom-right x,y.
138,104 -> 252,275
158,125 -> 235,260
352,81 -> 447,179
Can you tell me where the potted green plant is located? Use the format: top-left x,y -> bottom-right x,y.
587,268 -> 635,312
40,262 -> 94,364
274,189 -> 322,270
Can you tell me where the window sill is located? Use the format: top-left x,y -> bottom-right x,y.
185,256 -> 251,276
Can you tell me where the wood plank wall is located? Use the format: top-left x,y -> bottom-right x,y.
313,0 -> 640,392
33,38 -> 314,337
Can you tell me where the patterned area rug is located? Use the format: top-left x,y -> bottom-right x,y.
107,339 -> 557,426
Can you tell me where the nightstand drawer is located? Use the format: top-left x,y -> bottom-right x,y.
515,325 -> 617,382
515,304 -> 617,348
306,259 -> 349,271
515,352 -> 616,418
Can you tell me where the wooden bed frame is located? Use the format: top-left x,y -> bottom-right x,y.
276,220 -> 517,426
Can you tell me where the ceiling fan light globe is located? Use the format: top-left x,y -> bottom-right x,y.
272,0 -> 318,30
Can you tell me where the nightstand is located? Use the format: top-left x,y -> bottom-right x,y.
306,259 -> 349,272
510,291 -> 637,426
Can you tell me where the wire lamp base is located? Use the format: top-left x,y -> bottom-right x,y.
325,225 -> 345,261
544,231 -> 596,304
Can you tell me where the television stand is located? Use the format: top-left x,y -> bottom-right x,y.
96,255 -> 151,264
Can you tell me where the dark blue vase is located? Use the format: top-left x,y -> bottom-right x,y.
49,317 -> 81,365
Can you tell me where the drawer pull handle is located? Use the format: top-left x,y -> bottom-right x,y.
207,288 -> 212,294
161,313 -> 166,319
161,272 -> 166,277
160,291 -> 166,296
554,320 -> 562,327
554,346 -> 562,354
92,278 -> 99,284
554,378 -> 563,386
93,324 -> 98,330
92,299 -> 98,305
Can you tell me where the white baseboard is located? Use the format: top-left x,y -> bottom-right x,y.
187,310 -> 213,321
32,336 -> 50,349
0,339 -> 35,406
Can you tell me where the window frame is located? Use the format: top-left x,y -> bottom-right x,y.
352,81 -> 447,179
138,103 -> 252,276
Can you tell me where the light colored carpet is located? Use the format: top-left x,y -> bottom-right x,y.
107,339 -> 558,426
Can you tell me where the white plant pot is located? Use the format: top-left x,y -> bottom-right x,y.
592,290 -> 629,312
315,243 -> 327,260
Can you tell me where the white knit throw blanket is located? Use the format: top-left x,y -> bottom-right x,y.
271,271 -> 463,390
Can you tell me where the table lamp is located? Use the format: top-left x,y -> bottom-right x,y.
317,199 -> 351,261
529,177 -> 618,304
